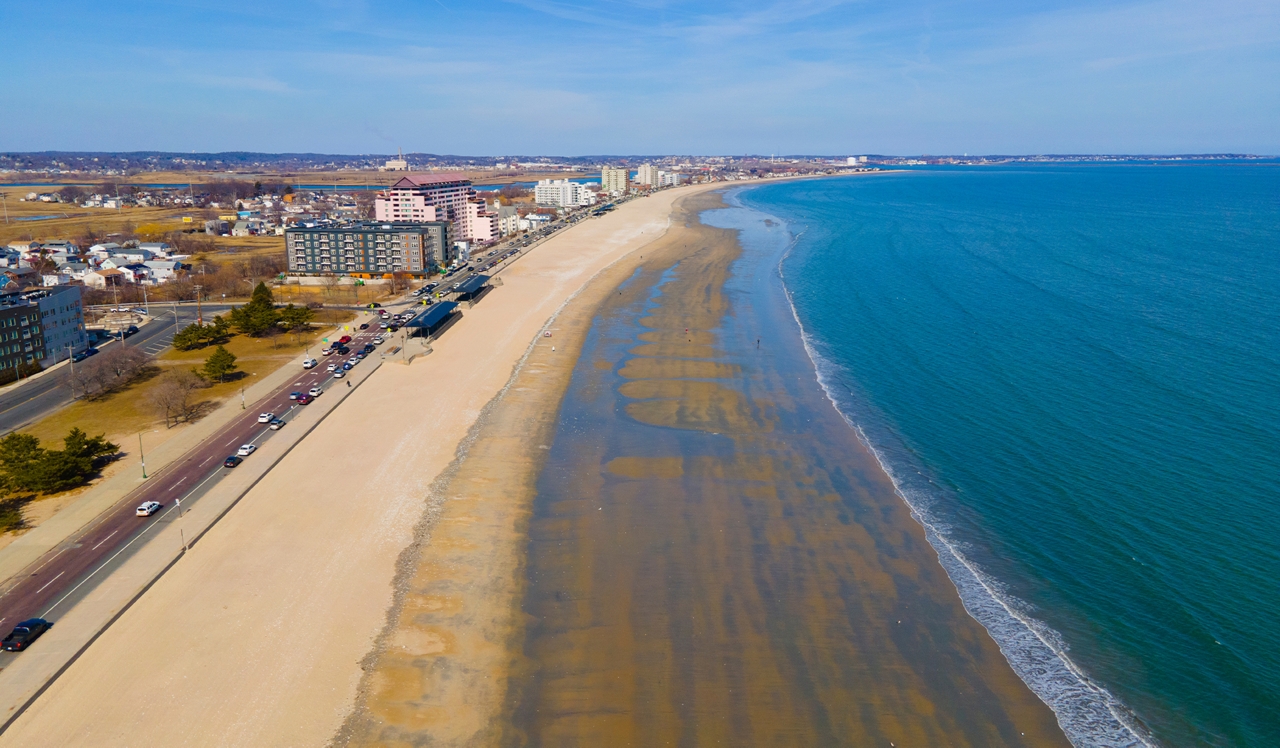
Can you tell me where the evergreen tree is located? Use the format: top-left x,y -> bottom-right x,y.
229,282 -> 281,336
202,345 -> 239,382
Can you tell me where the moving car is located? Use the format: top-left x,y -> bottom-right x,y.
308,386 -> 323,397
359,323 -> 369,330
338,335 -> 352,344
289,391 -> 302,400
224,455 -> 243,468
236,444 -> 256,457
122,325 -> 140,337
257,412 -> 274,423
2,619 -> 53,652
303,358 -> 318,369
327,363 -> 338,372
268,418 -> 285,430
135,501 -> 162,517
132,307 -> 148,315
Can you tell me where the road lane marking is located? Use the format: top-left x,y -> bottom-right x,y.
35,571 -> 65,595
90,530 -> 118,551
168,476 -> 187,491
42,466 -> 224,618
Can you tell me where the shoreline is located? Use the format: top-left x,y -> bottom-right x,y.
737,182 -> 1153,747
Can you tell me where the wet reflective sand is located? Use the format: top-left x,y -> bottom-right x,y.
504,193 -> 1069,746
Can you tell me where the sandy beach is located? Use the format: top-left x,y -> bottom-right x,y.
0,184 -> 719,746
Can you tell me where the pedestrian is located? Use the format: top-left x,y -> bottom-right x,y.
347,380 -> 352,388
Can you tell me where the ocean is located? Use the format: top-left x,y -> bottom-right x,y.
737,164 -> 1280,746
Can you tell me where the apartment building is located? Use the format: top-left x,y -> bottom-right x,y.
635,163 -> 659,187
601,166 -> 631,195
285,222 -> 452,277
0,298 -> 47,374
33,285 -> 87,364
373,173 -> 496,242
534,179 -> 598,208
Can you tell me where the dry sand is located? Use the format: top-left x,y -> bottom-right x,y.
0,184 -> 719,746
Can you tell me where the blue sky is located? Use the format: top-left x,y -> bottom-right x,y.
2,1 -> 1277,155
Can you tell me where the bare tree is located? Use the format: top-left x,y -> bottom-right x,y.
321,273 -> 341,297
150,370 -> 209,428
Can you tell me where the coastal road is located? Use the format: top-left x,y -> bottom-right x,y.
0,304 -> 233,435
0,320 -> 383,644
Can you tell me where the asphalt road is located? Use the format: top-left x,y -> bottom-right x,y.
0,305 -> 234,435
0,319 -> 386,643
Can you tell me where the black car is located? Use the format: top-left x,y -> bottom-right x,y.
359,323 -> 369,330
122,325 -> 139,337
336,346 -> 350,355
2,619 -> 53,652
223,455 -> 243,468
362,344 -> 375,354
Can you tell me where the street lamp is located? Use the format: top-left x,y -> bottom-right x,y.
139,430 -> 150,479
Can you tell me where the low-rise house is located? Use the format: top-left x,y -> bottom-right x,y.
117,248 -> 154,263
41,273 -> 71,287
83,268 -> 126,288
142,260 -> 182,283
0,249 -> 21,268
1,267 -> 42,292
138,242 -> 172,256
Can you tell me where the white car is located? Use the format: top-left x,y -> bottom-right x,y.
333,369 -> 345,378
308,386 -> 323,397
135,501 -> 162,517
257,413 -> 273,423
302,358 -> 318,369
327,363 -> 338,372
236,444 -> 257,457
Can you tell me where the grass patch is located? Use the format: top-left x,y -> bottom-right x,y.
21,314 -> 355,447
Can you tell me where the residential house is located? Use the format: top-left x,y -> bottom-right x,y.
83,268 -> 126,288
0,267 -> 42,292
142,260 -> 182,283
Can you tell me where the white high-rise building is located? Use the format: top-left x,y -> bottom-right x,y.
600,166 -> 630,195
658,171 -> 682,187
534,179 -> 597,208
635,163 -> 659,186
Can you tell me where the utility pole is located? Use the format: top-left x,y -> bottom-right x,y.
194,284 -> 203,326
139,431 -> 147,479
1,193 -> 8,223
142,283 -> 149,315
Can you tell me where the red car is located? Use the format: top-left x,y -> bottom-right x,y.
338,335 -> 352,344
296,394 -> 313,404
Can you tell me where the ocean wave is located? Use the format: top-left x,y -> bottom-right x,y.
732,189 -> 1157,748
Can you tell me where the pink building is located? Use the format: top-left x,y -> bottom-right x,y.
464,199 -> 500,244
374,173 -> 497,243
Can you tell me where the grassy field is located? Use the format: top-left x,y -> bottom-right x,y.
22,315 -> 353,450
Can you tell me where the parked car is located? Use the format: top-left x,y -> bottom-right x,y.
2,619 -> 53,652
321,347 -> 334,356
224,455 -> 243,468
236,444 -> 256,457
296,394 -> 312,405
135,501 -> 162,517
308,386 -> 323,397
132,307 -> 148,315
257,413 -> 273,423
341,362 -> 353,371
333,369 -> 345,378
303,358 -> 318,369
268,418 -> 285,430
336,346 -> 350,355
327,363 -> 338,372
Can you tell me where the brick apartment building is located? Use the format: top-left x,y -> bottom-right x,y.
285,221 -> 452,277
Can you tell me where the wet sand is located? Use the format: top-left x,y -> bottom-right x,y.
344,190 -> 1070,746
